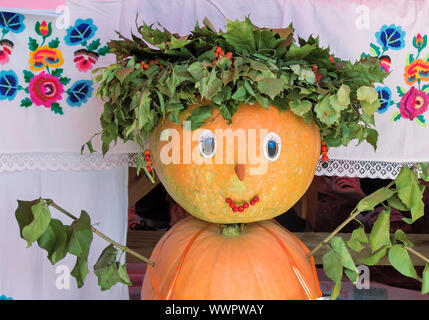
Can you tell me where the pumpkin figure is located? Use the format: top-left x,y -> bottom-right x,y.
141,216 -> 322,300
149,102 -> 320,224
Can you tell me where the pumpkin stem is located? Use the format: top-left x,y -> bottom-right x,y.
220,223 -> 246,237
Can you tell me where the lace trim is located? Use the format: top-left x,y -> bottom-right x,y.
315,159 -> 417,180
0,152 -> 415,179
0,153 -> 138,172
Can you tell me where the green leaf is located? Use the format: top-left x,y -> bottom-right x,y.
388,245 -> 419,280
422,264 -> 429,294
364,128 -> 378,151
369,207 -> 391,252
15,199 -> 40,239
20,98 -> 32,108
222,17 -> 256,53
420,163 -> 429,182
387,193 -> 409,211
396,166 -> 425,223
22,199 -> 51,247
186,105 -> 213,130
67,210 -> 93,259
331,237 -> 358,273
199,69 -> 222,99
336,84 -> 351,107
94,245 -> 131,290
232,84 -> 246,101
187,62 -> 205,81
358,247 -> 387,265
71,256 -> 89,288
357,187 -> 394,212
322,250 -> 343,300
346,226 -> 369,252
256,78 -> 284,100
48,38 -> 60,49
115,68 -> 134,84
28,37 -> 38,51
288,100 -> 313,116
393,229 -> 414,247
37,218 -> 68,265
357,86 -> 379,115
314,95 -> 340,126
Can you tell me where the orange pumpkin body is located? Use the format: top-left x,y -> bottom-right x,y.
149,102 -> 320,224
141,216 -> 322,300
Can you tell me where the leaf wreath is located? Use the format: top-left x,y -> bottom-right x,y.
90,16 -> 388,157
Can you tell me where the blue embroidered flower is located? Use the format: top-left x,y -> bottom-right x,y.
0,11 -> 25,33
0,70 -> 19,101
67,80 -> 93,106
375,24 -> 406,51
0,294 -> 13,300
64,19 -> 97,46
376,86 -> 393,114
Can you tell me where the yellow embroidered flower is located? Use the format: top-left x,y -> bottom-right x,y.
403,58 -> 429,85
29,45 -> 64,71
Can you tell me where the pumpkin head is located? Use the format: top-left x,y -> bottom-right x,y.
141,216 -> 322,300
149,102 -> 320,224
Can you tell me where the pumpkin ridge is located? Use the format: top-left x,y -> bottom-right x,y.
165,223 -> 210,300
255,222 -> 316,300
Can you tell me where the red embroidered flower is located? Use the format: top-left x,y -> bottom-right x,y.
29,71 -> 64,108
73,49 -> 99,72
0,40 -> 13,65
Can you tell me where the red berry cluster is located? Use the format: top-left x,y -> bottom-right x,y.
140,59 -> 164,70
225,196 -> 260,213
212,46 -> 234,67
144,149 -> 152,172
312,65 -> 322,87
321,140 -> 329,162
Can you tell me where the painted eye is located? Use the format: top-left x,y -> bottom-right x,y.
198,129 -> 216,158
263,132 -> 281,161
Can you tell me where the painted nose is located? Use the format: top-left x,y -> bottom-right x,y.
234,164 -> 245,181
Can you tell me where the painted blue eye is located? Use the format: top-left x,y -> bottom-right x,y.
263,132 -> 281,161
198,129 -> 217,158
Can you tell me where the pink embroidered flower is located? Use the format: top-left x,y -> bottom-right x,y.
29,71 -> 64,108
0,40 -> 13,65
399,86 -> 429,120
73,49 -> 98,72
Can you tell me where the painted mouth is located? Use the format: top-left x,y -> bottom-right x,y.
225,196 -> 260,213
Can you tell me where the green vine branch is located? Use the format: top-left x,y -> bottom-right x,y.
46,199 -> 154,266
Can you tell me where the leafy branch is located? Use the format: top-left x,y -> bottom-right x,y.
308,164 -> 429,299
15,198 -> 153,291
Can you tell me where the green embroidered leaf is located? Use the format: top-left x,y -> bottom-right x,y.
20,98 -> 32,108
87,39 -> 101,51
28,37 -> 39,51
369,43 -> 381,57
50,103 -> 63,115
51,68 -> 64,77
416,115 -> 426,127
422,84 -> 429,94
388,245 -> 419,280
397,86 -> 408,96
59,77 -> 71,86
23,70 -> 34,83
391,110 -> 401,122
97,45 -> 110,56
368,208 -> 391,252
48,37 -> 60,49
